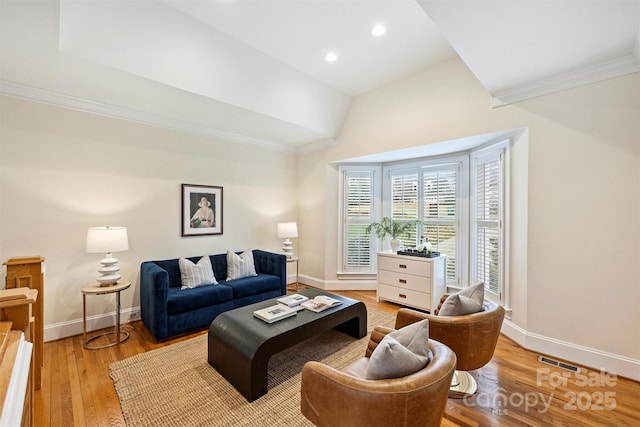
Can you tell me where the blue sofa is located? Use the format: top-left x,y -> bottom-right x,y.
140,249 -> 286,340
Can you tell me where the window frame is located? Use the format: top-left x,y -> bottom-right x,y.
383,155 -> 468,287
470,141 -> 509,304
337,141 -> 509,305
337,165 -> 381,276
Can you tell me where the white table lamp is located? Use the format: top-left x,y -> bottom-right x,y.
86,226 -> 129,286
277,222 -> 298,258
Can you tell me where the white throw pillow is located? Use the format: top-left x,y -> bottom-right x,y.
179,256 -> 217,289
226,250 -> 257,281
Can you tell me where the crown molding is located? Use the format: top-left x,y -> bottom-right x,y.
491,53 -> 640,107
0,80 -> 335,154
293,137 -> 338,153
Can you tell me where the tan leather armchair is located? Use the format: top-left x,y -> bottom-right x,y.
396,296 -> 505,397
300,315 -> 456,427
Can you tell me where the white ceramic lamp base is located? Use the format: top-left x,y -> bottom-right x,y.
282,239 -> 294,258
97,253 -> 121,286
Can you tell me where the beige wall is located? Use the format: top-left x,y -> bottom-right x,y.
1,56 -> 638,378
0,96 -> 297,339
297,58 -> 639,378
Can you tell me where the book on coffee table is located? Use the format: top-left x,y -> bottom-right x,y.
301,295 -> 343,313
277,294 -> 309,307
253,304 -> 298,323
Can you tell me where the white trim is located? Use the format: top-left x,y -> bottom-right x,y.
337,165 -> 381,275
296,137 -> 338,153
336,273 -> 377,280
501,320 -> 640,382
285,272 -> 298,285
491,53 -> 640,107
0,80 -> 337,154
323,279 -> 377,291
470,141 -> 509,304
502,142 -> 512,314
43,306 -> 140,342
299,274 -> 377,291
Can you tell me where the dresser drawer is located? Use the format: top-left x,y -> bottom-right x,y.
378,269 -> 431,293
378,284 -> 431,310
378,255 -> 430,277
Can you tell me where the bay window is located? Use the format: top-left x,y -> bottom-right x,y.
338,140 -> 508,303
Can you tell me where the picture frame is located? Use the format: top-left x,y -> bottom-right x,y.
181,184 -> 223,236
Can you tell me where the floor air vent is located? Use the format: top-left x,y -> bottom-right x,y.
538,356 -> 581,373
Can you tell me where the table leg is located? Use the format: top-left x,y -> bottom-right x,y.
83,294 -> 87,344
83,289 -> 130,349
116,290 -> 121,344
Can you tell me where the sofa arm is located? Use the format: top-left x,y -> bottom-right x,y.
140,261 -> 170,341
252,249 -> 287,295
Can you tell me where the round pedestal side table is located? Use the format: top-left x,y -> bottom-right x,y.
81,281 -> 131,350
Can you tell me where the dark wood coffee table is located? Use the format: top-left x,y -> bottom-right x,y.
207,288 -> 367,401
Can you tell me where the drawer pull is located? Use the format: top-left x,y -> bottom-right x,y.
399,264 -> 407,269
398,293 -> 407,299
399,279 -> 407,284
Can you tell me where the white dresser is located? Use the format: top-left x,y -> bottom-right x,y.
377,251 -> 446,312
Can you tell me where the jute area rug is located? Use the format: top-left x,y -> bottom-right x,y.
110,309 -> 394,427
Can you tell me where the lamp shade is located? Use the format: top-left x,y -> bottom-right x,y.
277,222 -> 298,239
86,227 -> 129,253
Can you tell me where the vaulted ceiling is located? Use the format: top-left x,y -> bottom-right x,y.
1,0 -> 638,152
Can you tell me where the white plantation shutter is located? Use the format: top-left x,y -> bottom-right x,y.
341,168 -> 378,273
390,171 -> 419,245
391,172 -> 418,219
422,167 -> 458,282
472,146 -> 505,300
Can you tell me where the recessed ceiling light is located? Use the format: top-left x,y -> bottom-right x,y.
325,51 -> 338,62
371,24 -> 386,37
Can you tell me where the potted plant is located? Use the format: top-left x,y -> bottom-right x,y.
365,217 -> 423,253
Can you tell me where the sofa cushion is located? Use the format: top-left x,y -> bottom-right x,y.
227,250 -> 258,280
222,274 -> 281,299
179,256 -> 218,289
167,284 -> 233,315
210,253 -> 228,283
153,259 -> 181,288
365,319 -> 430,380
438,283 -> 485,316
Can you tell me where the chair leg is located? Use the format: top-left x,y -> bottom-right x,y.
449,370 -> 477,398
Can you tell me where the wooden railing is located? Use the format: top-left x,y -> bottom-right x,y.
0,287 -> 37,426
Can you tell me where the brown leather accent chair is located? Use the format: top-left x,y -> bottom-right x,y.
300,311 -> 457,427
396,296 -> 505,397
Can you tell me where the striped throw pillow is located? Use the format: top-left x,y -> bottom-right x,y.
226,250 -> 257,281
179,256 -> 217,289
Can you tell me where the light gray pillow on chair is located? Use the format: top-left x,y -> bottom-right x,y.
365,319 -> 430,380
438,282 -> 485,316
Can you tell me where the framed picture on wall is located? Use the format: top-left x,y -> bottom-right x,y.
181,184 -> 223,236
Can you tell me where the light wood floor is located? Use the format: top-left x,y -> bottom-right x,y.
35,288 -> 640,426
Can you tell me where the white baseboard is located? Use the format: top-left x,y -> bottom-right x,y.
501,319 -> 640,382
298,274 -> 376,291
44,306 -> 140,342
